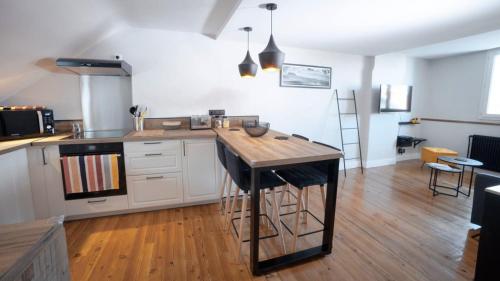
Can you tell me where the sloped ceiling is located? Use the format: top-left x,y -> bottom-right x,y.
3,0 -> 500,102
0,0 -> 241,101
221,0 -> 500,55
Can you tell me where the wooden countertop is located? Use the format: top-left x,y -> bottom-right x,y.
0,138 -> 44,156
0,217 -> 62,279
124,129 -> 216,141
215,128 -> 343,168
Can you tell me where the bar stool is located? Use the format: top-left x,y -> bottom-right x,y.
216,139 -> 233,221
275,141 -> 341,252
224,146 -> 287,260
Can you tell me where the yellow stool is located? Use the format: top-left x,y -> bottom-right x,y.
421,147 -> 458,165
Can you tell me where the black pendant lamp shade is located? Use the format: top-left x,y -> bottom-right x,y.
259,3 -> 285,72
238,27 -> 258,78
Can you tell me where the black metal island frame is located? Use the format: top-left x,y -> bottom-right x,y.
215,128 -> 343,275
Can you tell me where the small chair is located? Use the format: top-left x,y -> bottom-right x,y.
426,162 -> 463,197
292,134 -> 309,141
224,146 -> 287,259
216,138 -> 233,219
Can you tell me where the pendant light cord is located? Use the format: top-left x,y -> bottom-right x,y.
271,9 -> 273,34
247,30 -> 250,51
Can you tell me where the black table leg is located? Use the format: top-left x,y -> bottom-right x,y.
250,159 -> 340,275
250,167 -> 261,274
467,167 -> 475,197
322,159 -> 340,252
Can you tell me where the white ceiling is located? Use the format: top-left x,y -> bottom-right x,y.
0,0 -> 240,100
220,0 -> 500,55
403,29 -> 500,59
3,0 -> 500,101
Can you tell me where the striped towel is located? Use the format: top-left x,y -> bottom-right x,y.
60,154 -> 120,194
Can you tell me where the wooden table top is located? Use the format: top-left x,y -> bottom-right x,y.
214,128 -> 343,168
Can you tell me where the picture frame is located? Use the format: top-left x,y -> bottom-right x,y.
280,63 -> 332,89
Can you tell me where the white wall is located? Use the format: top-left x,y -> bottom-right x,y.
364,54 -> 429,167
418,51 -> 500,155
5,27 -> 367,169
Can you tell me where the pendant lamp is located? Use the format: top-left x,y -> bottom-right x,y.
259,3 -> 285,72
238,27 -> 258,78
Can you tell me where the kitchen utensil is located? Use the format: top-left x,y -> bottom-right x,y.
243,121 -> 269,137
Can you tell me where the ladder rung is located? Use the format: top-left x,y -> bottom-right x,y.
342,128 -> 358,130
344,142 -> 358,145
340,113 -> 356,115
338,98 -> 354,100
344,157 -> 360,160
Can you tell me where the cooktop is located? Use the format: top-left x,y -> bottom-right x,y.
65,130 -> 130,140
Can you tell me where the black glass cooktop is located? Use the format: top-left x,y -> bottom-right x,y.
65,130 -> 130,140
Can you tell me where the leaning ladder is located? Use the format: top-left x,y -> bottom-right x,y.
335,89 -> 364,177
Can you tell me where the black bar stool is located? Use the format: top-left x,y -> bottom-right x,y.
224,146 -> 287,260
275,140 -> 341,252
216,138 -> 234,220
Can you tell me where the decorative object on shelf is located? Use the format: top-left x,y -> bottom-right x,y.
259,3 -> 285,72
238,27 -> 258,78
243,120 -> 270,137
281,63 -> 332,89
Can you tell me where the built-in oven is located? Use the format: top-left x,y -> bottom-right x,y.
59,142 -> 127,200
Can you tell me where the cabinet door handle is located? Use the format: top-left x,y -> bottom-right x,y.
145,153 -> 163,157
144,141 -> 162,145
183,141 -> 186,156
87,198 -> 107,204
146,176 -> 164,180
41,147 -> 47,165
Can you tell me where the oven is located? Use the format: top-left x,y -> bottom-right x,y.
59,142 -> 127,200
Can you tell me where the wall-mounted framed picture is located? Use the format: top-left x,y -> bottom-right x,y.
280,63 -> 332,89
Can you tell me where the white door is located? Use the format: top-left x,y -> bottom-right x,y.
127,172 -> 183,208
182,139 -> 217,203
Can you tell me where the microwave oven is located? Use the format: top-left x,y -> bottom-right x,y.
0,108 -> 55,139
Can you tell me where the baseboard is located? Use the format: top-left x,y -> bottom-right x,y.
396,152 -> 420,162
365,157 -> 396,168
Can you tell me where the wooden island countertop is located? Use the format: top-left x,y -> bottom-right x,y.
214,128 -> 343,168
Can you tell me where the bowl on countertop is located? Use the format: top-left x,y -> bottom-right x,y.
243,121 -> 269,137
162,121 -> 182,130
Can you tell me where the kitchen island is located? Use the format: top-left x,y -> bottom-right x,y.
215,128 -> 343,275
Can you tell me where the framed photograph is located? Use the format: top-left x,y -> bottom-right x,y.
280,63 -> 332,89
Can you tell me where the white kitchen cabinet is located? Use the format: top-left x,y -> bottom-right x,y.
182,139 -> 218,203
0,148 -> 35,224
64,195 -> 129,216
124,140 -> 182,175
127,173 -> 183,208
27,146 -> 65,219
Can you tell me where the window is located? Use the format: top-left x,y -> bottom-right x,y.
481,49 -> 500,119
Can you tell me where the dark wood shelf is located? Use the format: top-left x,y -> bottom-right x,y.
398,121 -> 420,125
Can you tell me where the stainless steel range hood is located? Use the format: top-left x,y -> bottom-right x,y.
56,58 -> 132,76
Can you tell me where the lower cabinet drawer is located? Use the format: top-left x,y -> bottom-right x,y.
127,173 -> 183,209
125,151 -> 182,175
64,195 -> 129,216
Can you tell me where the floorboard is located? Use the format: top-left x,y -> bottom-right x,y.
65,160 -> 478,281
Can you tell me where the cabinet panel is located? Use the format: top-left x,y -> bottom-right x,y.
127,173 -> 183,208
125,152 -> 181,175
0,148 -> 34,224
124,140 -> 181,154
65,195 -> 128,216
183,139 -> 217,203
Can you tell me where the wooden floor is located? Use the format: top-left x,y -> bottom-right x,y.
64,160 -> 478,281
